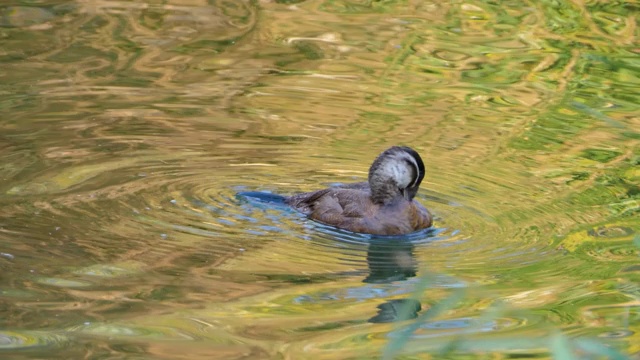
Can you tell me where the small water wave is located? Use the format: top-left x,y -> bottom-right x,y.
70,322 -> 197,341
0,330 -> 68,351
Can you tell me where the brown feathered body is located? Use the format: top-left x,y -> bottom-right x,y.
285,146 -> 433,235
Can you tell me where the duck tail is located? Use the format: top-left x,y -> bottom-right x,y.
236,191 -> 287,205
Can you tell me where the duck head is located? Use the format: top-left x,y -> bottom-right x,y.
368,146 -> 425,205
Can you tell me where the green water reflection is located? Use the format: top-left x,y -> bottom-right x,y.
0,0 -> 638,359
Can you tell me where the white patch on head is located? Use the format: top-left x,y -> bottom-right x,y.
379,152 -> 418,188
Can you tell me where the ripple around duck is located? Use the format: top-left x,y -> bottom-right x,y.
231,189 -> 467,274
0,132 -> 595,358
228,176 -> 557,281
0,145 -> 552,302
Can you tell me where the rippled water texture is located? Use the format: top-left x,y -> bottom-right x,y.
1,1 -> 639,359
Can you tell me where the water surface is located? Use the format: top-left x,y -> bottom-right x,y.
1,1 -> 639,359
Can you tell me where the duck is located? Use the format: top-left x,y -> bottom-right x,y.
285,146 -> 432,235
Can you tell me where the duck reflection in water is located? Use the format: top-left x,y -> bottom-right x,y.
364,238 -> 417,284
365,238 -> 423,323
